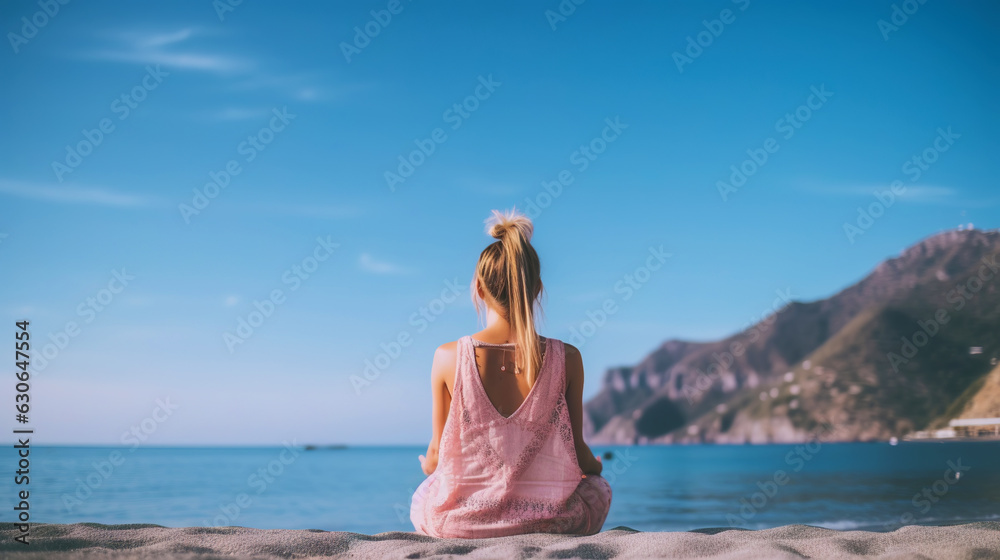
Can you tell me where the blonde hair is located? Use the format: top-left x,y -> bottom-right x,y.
473,209 -> 544,385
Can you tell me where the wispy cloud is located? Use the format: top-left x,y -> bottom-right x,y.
134,28 -> 197,49
84,48 -> 252,73
803,184 -> 957,202
81,27 -> 354,103
894,186 -> 958,201
227,71 -> 367,103
802,183 -> 999,208
0,180 -> 159,207
359,253 -> 412,275
80,27 -> 252,73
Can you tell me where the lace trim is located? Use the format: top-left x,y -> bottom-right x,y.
451,483 -> 601,535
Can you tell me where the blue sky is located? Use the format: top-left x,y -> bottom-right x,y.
1,0 -> 997,445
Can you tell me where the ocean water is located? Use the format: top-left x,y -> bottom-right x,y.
4,442 -> 999,533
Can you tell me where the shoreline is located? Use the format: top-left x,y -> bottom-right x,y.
2,521 -> 998,559
9,438 -> 1000,448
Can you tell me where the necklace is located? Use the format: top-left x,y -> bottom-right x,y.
500,346 -> 520,374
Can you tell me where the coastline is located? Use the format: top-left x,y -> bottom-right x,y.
2,521 -> 998,559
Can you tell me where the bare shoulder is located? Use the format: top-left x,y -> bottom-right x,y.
562,341 -> 584,384
562,341 -> 582,361
431,340 -> 460,385
435,340 -> 459,357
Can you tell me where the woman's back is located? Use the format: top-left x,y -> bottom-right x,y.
469,337 -> 546,419
411,208 -> 610,538
410,335 -> 610,538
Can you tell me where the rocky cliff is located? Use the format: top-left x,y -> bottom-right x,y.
584,228 -> 1000,444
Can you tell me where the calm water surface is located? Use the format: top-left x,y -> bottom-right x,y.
4,442 -> 998,533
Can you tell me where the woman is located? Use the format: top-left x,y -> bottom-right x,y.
410,208 -> 611,538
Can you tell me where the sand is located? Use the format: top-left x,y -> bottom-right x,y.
1,522 -> 998,559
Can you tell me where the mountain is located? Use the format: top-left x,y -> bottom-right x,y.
935,361 -> 1000,425
583,228 -> 1000,444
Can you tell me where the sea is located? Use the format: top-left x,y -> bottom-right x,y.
4,442 -> 999,533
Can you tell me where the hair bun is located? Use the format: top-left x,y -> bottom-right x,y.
485,208 -> 533,242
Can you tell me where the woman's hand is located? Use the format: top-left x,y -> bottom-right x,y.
419,452 -> 438,476
580,454 -> 602,477
583,454 -> 603,476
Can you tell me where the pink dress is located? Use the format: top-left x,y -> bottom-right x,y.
410,336 -> 612,538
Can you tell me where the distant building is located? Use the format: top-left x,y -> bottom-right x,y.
949,417 -> 1000,437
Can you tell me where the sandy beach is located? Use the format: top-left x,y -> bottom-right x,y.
1,521 -> 998,559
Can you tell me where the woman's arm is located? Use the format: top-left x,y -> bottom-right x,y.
565,343 -> 603,476
419,342 -> 455,476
